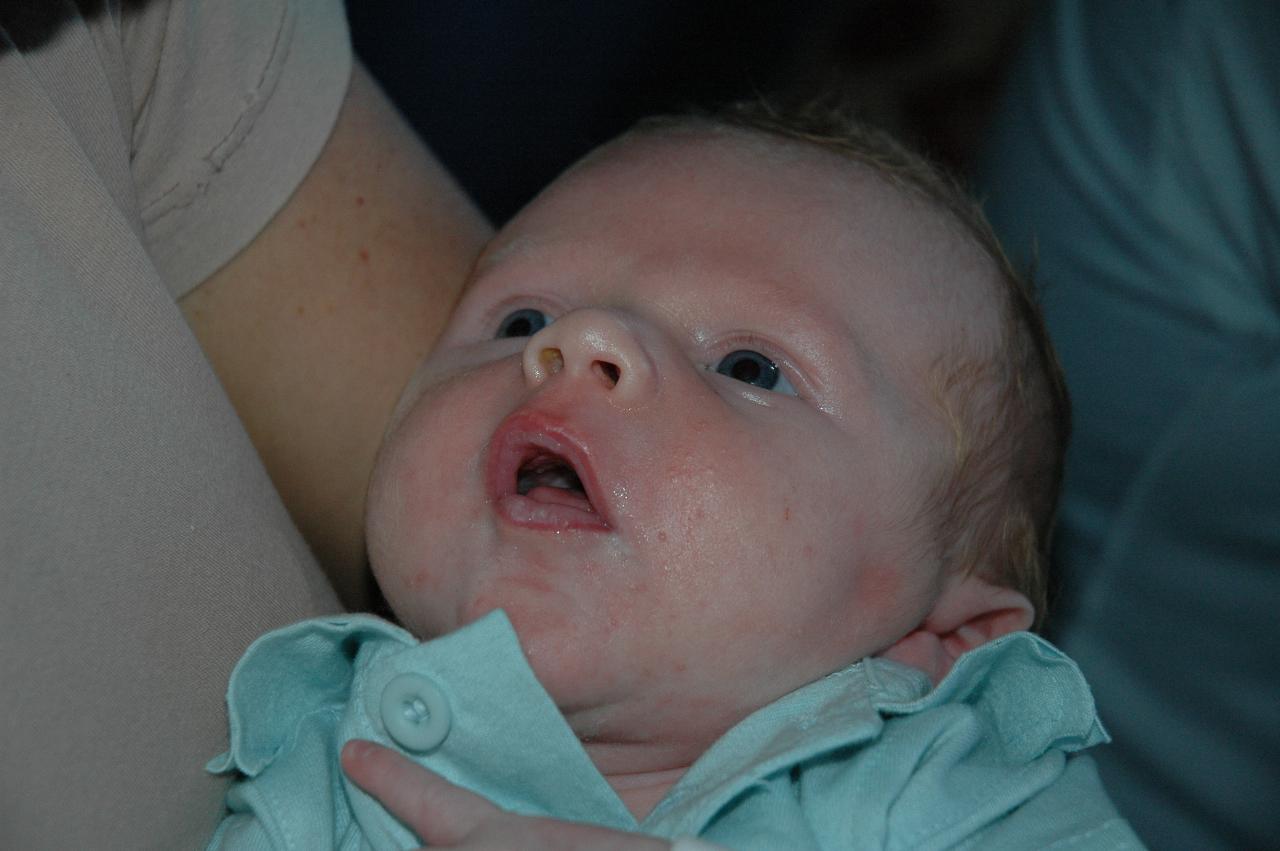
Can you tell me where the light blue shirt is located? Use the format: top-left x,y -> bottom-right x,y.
207,612 -> 1142,849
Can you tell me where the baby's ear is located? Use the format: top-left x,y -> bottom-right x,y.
878,571 -> 1034,684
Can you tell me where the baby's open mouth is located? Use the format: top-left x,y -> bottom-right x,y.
485,413 -> 611,532
516,453 -> 592,512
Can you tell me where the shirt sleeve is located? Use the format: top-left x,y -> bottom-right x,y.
671,839 -> 730,851
955,756 -> 1145,851
122,0 -> 352,297
206,814 -> 277,851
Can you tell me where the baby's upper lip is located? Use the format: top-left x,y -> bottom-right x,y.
483,409 -> 614,531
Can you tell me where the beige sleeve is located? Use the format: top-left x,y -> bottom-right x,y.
123,0 -> 353,297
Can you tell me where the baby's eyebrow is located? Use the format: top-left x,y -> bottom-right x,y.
762,285 -> 852,348
781,299 -> 891,411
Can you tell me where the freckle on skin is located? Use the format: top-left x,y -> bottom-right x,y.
358,248 -> 370,263
783,506 -> 791,521
355,195 -> 366,207
295,304 -> 305,318
295,217 -> 307,229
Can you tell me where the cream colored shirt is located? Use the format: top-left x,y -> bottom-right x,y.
0,1 -> 347,846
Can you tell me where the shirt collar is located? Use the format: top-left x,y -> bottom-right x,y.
343,611 -> 636,831
337,612 -> 939,836
216,612 -> 1106,841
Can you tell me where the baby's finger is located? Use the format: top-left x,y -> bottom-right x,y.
341,739 -> 497,845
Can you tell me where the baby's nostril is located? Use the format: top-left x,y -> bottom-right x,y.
593,360 -> 620,388
540,348 -> 565,376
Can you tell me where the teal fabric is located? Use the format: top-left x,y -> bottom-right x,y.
977,2 -> 1280,848
207,612 -> 1141,849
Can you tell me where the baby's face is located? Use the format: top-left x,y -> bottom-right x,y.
367,130 -> 999,748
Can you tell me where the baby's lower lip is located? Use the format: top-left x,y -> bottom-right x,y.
494,492 -> 611,532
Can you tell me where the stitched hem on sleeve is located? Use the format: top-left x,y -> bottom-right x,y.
142,0 -> 351,299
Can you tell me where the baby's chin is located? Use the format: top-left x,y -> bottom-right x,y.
501,613 -> 627,717
388,596 -> 605,709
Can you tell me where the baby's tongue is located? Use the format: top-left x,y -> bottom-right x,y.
525,485 -> 595,514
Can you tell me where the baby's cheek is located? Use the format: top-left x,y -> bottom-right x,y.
406,563 -> 448,597
364,449 -> 410,574
853,560 -> 905,615
368,427 -> 440,549
367,388 -> 489,605
853,555 -> 941,648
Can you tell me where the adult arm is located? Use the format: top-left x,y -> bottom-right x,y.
1,3 -> 485,846
181,63 -> 491,608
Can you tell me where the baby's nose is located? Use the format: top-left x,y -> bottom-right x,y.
521,308 -> 656,408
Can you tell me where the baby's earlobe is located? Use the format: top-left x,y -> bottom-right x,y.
879,575 -> 1034,683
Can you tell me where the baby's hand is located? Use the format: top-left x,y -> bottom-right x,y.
341,740 -> 672,850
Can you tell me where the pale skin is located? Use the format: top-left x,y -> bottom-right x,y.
352,128 -> 1035,842
180,63 -> 492,608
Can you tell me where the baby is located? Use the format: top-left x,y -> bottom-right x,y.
207,104 -> 1142,849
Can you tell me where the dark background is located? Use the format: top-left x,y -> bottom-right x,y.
344,0 -> 1034,223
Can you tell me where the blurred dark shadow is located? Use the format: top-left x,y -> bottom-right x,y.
345,0 -> 1034,222
0,0 -> 150,53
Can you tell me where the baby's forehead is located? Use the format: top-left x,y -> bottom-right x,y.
486,127 -> 1005,368
570,129 -> 985,258
586,131 -> 997,304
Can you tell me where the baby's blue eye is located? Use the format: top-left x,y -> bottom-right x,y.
495,308 -> 549,339
715,350 -> 797,395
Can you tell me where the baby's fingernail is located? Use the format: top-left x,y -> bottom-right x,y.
344,739 -> 372,761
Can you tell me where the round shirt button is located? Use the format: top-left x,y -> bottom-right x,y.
379,673 -> 452,753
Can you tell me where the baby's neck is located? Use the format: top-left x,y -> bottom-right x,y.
606,766 -> 689,821
583,739 -> 697,821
